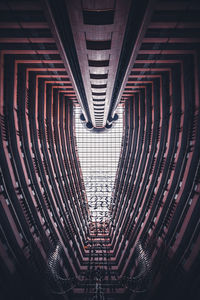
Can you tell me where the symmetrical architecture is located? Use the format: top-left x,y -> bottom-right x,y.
0,0 -> 200,300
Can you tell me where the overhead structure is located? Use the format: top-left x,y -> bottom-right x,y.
0,1 -> 200,300
66,0 -> 131,128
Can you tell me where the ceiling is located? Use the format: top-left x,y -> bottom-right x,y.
0,0 -> 200,300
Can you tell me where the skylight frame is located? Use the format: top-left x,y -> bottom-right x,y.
74,107 -> 124,222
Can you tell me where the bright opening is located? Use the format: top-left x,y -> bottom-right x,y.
74,107 -> 124,222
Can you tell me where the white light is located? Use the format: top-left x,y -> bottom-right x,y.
74,107 -> 124,222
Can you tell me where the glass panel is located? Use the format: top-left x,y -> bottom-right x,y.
74,107 -> 124,222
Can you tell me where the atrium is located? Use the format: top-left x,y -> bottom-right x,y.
0,0 -> 200,299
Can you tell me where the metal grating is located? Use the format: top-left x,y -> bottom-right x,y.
74,107 -> 124,222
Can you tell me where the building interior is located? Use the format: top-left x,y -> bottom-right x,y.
0,0 -> 200,299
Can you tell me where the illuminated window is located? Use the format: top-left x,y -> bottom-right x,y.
74,107 -> 124,222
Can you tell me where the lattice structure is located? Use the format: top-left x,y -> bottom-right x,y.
74,107 -> 124,223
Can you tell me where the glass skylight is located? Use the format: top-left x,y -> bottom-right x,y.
74,107 -> 124,222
